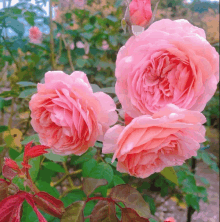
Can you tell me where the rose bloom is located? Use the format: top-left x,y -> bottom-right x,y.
29,71 -> 117,155
102,40 -> 109,50
164,217 -> 176,222
29,26 -> 42,44
129,0 -> 152,27
115,19 -> 219,118
103,104 -> 206,178
74,0 -> 87,9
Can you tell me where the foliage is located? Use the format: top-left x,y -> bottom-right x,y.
0,0 -> 219,221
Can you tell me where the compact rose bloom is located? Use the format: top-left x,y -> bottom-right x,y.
103,104 -> 206,178
129,0 -> 152,27
29,71 -> 117,155
164,217 -> 176,222
115,19 -> 219,118
29,26 -> 42,44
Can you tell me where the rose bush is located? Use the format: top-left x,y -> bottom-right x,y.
115,19 -> 219,117
103,104 -> 206,178
29,71 -> 117,155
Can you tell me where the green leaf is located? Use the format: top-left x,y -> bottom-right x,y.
76,58 -> 87,67
82,178 -> 108,197
5,17 -> 24,36
114,0 -> 123,8
25,16 -> 35,26
61,190 -> 86,208
143,195 -> 156,215
149,219 -> 158,222
160,167 -> 179,186
12,177 -> 25,190
185,194 -> 200,211
80,32 -> 93,40
17,81 -> 37,87
29,156 -> 41,181
0,125 -> 8,133
61,201 -> 85,222
109,184 -> 151,218
21,134 -> 40,145
43,162 -> 65,173
44,151 -> 67,162
89,162 -> 113,184
18,88 -> 37,98
199,176 -> 210,186
181,175 -> 198,194
21,200 -> 39,222
36,180 -> 60,198
101,87 -> 115,94
109,35 -> 117,46
84,24 -> 93,31
106,15 -> 118,22
72,148 -> 96,165
82,159 -> 97,177
84,201 -> 96,217
104,157 -> 117,168
113,175 -> 125,186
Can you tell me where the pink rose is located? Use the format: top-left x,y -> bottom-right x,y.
29,71 -> 117,155
115,19 -> 219,118
76,41 -> 85,48
103,104 -> 206,178
129,0 -> 152,27
102,40 -> 109,50
29,26 -> 42,44
70,42 -> 75,50
74,0 -> 87,9
164,217 -> 176,222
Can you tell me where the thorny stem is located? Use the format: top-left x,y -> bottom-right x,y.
2,37 -> 20,71
26,169 -> 40,193
23,113 -> 31,135
62,162 -> 75,189
61,36 -> 74,71
51,169 -> 82,187
59,185 -> 82,199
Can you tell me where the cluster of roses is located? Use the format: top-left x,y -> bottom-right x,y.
1,0 -> 219,221
29,16 -> 219,179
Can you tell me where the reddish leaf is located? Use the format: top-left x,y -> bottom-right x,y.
90,200 -> 119,222
22,143 -> 50,168
82,178 -> 108,197
120,208 -> 149,222
0,191 -> 25,222
33,191 -> 65,218
61,201 -> 85,222
0,179 -> 9,201
109,184 -> 151,218
0,191 -> 47,222
2,165 -> 18,180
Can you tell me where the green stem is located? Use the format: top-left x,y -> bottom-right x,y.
2,37 -> 20,71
